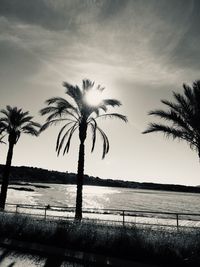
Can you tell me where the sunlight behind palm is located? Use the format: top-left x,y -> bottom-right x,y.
40,79 -> 127,220
84,88 -> 104,107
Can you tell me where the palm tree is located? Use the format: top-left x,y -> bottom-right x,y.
143,80 -> 200,158
40,79 -> 127,220
0,106 -> 41,209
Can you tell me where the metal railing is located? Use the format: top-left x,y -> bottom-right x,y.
2,203 -> 200,229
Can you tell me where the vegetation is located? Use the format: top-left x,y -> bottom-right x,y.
1,164 -> 200,194
0,212 -> 200,265
143,81 -> 200,159
40,79 -> 127,220
0,106 -> 40,209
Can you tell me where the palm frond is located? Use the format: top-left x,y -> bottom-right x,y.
173,92 -> 188,107
96,126 -> 109,159
82,79 -> 95,92
0,118 -> 9,123
0,109 -> 9,118
56,122 -> 74,151
93,99 -> 122,116
173,92 -> 193,119
90,108 -> 100,117
20,111 -> 29,118
94,113 -> 128,123
149,110 -> 190,129
143,123 -> 188,140
192,81 -> 200,110
40,105 -> 79,122
0,121 -> 8,129
45,97 -> 78,113
96,84 -> 105,92
57,124 -> 77,156
89,119 -> 97,152
0,124 -> 8,135
23,121 -> 41,128
183,84 -> 194,104
63,82 -> 82,107
63,125 -> 78,155
40,106 -> 59,116
40,118 -> 74,132
95,105 -> 107,113
21,126 -> 40,136
161,100 -> 180,113
89,121 -> 109,158
102,99 -> 121,107
21,121 -> 41,136
48,109 -> 79,122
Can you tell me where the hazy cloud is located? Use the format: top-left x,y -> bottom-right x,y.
0,0 -> 199,79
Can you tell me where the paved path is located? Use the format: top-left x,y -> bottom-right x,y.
0,247 -> 81,267
0,246 -> 161,267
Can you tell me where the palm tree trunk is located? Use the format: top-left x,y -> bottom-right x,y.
75,141 -> 85,220
0,141 -> 14,210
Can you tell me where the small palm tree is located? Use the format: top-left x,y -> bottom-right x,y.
143,80 -> 200,158
0,106 -> 41,209
40,79 -> 127,220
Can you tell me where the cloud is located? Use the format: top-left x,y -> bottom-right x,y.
169,1 -> 200,70
0,0 -> 200,89
0,0 -> 72,31
0,38 -> 40,80
0,0 -> 128,31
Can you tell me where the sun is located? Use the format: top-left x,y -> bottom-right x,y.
84,90 -> 103,107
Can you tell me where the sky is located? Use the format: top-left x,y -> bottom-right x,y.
0,0 -> 200,186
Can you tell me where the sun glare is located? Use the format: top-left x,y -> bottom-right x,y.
84,90 -> 103,107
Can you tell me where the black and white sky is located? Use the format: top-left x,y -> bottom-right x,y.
0,0 -> 200,185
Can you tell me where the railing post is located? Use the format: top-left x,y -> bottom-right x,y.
122,210 -> 125,226
176,214 -> 179,230
16,204 -> 18,213
44,205 -> 50,220
44,206 -> 47,220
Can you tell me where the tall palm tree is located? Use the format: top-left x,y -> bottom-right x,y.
40,79 -> 127,220
143,80 -> 200,158
0,106 -> 41,209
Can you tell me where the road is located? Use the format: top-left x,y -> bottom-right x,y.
0,246 -> 161,267
0,247 -> 82,267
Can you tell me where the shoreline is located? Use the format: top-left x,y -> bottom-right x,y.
1,164 -> 200,194
8,181 -> 200,196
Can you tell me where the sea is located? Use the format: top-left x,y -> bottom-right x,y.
7,184 -> 200,214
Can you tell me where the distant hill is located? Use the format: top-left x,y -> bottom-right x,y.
0,164 -> 200,194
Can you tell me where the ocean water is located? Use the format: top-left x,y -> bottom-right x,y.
7,184 -> 200,214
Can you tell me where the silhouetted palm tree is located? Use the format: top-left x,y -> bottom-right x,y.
40,79 -> 127,220
143,80 -> 200,158
0,106 -> 41,209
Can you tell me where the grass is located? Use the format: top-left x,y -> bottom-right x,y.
0,212 -> 200,265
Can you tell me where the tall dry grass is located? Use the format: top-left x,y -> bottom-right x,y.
0,212 -> 199,265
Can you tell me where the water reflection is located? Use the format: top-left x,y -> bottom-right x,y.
6,184 -> 200,214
